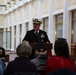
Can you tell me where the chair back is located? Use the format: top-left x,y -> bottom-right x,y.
48,68 -> 76,75
9,72 -> 40,75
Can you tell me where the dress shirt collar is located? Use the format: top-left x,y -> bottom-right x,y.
34,30 -> 40,33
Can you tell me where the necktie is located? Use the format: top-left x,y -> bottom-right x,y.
35,31 -> 38,35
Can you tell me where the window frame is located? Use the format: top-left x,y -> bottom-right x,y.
55,14 -> 63,39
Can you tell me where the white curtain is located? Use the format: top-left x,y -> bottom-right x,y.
43,17 -> 48,33
56,24 -> 63,38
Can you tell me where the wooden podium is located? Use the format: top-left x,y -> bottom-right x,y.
30,43 -> 52,56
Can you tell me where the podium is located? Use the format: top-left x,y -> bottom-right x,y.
30,43 -> 52,56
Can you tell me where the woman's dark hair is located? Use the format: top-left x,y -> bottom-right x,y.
54,38 -> 70,58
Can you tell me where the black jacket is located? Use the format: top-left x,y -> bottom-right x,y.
23,29 -> 50,43
4,57 -> 37,75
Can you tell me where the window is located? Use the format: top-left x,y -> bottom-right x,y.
14,26 -> 16,50
26,22 -> 29,32
19,24 -> 22,43
6,31 -> 11,50
4,28 -> 11,50
0,29 -> 3,47
71,10 -> 76,44
43,17 -> 48,32
55,14 -> 63,38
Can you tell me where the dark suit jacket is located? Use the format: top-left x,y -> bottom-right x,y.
23,29 -> 50,43
4,57 -> 37,75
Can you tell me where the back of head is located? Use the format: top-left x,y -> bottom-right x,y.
0,47 -> 5,61
16,41 -> 32,58
54,38 -> 70,58
36,44 -> 47,55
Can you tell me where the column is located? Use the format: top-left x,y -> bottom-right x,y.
3,28 -> 6,49
3,15 -> 6,48
16,9 -> 19,47
48,0 -> 55,55
29,1 -> 33,30
22,6 -> 26,40
63,0 -> 71,53
63,1 -> 70,44
38,0 -> 42,19
48,0 -> 54,43
11,12 -> 14,51
7,15 -> 10,31
38,0 -> 42,29
7,14 -> 10,50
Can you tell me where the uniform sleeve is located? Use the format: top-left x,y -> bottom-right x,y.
22,31 -> 29,42
44,32 -> 50,43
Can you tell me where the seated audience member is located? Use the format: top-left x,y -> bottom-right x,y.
45,38 -> 76,75
0,47 -> 6,75
0,47 -> 6,61
31,44 -> 48,70
4,42 -> 38,75
0,58 -> 5,75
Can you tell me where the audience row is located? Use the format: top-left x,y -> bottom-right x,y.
0,38 -> 76,75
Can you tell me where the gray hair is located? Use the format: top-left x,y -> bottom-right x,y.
16,41 -> 32,58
